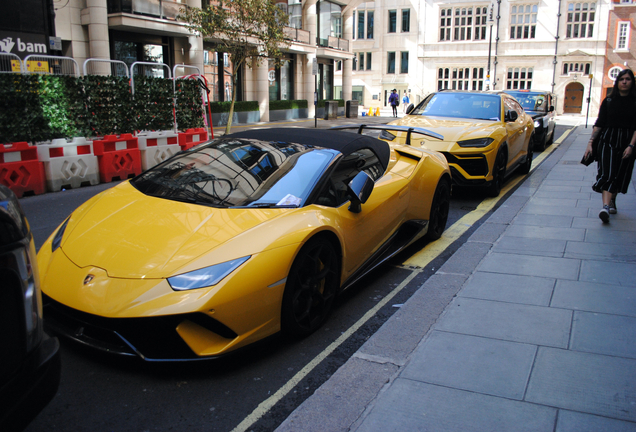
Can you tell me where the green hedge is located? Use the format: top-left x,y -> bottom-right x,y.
207,101 -> 259,113
269,99 -> 308,110
0,73 -> 207,143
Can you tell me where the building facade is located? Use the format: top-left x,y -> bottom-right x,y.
602,0 -> 636,98
343,0 -> 624,116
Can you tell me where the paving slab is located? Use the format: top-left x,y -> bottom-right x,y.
520,203 -> 590,217
460,271 -> 555,306
467,222 -> 508,243
435,297 -> 571,347
584,229 -> 636,245
564,240 -> 636,262
551,279 -> 636,317
512,213 -> 574,228
437,242 -> 492,276
504,224 -> 586,241
534,191 -> 592,200
354,380 -> 556,432
556,410 -> 636,432
527,197 -> 579,207
493,236 -> 566,257
526,347 -> 636,422
478,252 -> 580,280
401,331 -> 537,400
579,260 -> 636,287
570,311 -> 636,359
572,217 -> 636,232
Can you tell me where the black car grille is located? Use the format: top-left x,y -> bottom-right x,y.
442,152 -> 490,177
42,294 -> 238,361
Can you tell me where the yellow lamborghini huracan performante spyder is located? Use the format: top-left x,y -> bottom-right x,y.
37,127 -> 450,361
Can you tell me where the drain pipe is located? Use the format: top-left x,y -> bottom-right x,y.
551,0 -> 563,94
492,0 -> 501,88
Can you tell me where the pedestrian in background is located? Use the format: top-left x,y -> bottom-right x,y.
584,68 -> 636,223
389,89 -> 399,117
402,91 -> 410,113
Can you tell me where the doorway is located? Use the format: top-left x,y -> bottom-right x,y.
563,82 -> 584,113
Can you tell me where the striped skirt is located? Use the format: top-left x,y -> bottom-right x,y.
592,127 -> 636,194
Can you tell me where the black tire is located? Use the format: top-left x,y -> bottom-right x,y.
425,178 -> 451,241
487,148 -> 507,197
519,136 -> 534,175
281,237 -> 339,337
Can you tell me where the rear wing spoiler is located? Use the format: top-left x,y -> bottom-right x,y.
330,124 -> 444,145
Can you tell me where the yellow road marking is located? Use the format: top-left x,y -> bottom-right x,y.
232,127 -> 573,431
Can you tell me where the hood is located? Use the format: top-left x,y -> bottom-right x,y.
388,115 -> 501,151
61,182 -> 285,279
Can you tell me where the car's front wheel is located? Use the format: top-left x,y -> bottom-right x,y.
487,148 -> 507,197
281,237 -> 339,336
426,178 -> 451,241
519,136 -> 534,174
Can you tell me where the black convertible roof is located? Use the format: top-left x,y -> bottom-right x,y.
226,128 -> 391,172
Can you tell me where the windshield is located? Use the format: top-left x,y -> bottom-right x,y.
131,138 -> 338,208
505,92 -> 547,112
411,93 -> 501,121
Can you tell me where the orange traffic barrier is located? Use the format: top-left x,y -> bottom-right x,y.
92,134 -> 142,183
178,128 -> 208,151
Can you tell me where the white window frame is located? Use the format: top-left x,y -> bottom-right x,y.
506,67 -> 534,90
510,4 -> 538,39
437,67 -> 485,90
609,66 -> 623,81
616,21 -> 630,51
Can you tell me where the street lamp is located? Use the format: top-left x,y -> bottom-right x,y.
486,1 -> 495,90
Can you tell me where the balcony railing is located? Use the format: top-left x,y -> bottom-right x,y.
318,36 -> 349,51
284,27 -> 311,45
107,0 -> 186,21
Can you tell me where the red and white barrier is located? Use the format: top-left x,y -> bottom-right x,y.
137,130 -> 181,171
178,128 -> 208,151
37,137 -> 100,192
0,142 -> 46,197
92,134 -> 142,183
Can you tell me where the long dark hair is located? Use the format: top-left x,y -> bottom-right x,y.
610,69 -> 636,97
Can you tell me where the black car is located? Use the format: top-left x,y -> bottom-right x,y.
504,90 -> 556,150
0,185 -> 61,431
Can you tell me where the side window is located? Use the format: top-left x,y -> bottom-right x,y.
316,149 -> 383,207
503,98 -> 521,120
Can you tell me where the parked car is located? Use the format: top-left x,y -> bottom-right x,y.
0,185 -> 61,432
504,90 -> 556,150
383,90 -> 535,197
38,128 -> 451,361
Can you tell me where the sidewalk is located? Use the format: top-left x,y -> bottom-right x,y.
276,120 -> 636,431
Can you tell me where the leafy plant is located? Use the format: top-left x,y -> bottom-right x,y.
269,100 -> 308,110
179,0 -> 290,134
175,78 -> 205,130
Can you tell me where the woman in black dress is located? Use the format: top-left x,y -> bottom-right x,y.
584,69 -> 636,223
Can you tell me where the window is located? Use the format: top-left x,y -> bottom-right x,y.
609,66 -> 623,81
562,62 -> 591,75
437,67 -> 485,90
387,52 -> 396,74
566,2 -> 595,38
402,9 -> 411,32
506,67 -> 533,90
336,60 -> 341,71
357,11 -> 365,39
367,11 -> 374,38
318,1 -> 342,46
288,0 -> 302,29
440,6 -> 488,41
617,21 -> 630,50
388,10 -> 397,33
359,52 -> 364,70
366,52 -> 372,70
400,52 -> 409,74
317,148 -> 383,207
510,4 -> 537,39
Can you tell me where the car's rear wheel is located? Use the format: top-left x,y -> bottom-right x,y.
281,237 -> 339,336
487,148 -> 507,197
519,136 -> 534,174
425,178 -> 451,241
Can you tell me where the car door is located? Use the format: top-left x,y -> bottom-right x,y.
503,97 -> 528,167
316,148 -> 410,275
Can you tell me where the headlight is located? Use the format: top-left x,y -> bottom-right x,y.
534,120 -> 541,128
168,256 -> 250,291
379,130 -> 396,141
457,137 -> 495,148
51,217 -> 70,252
